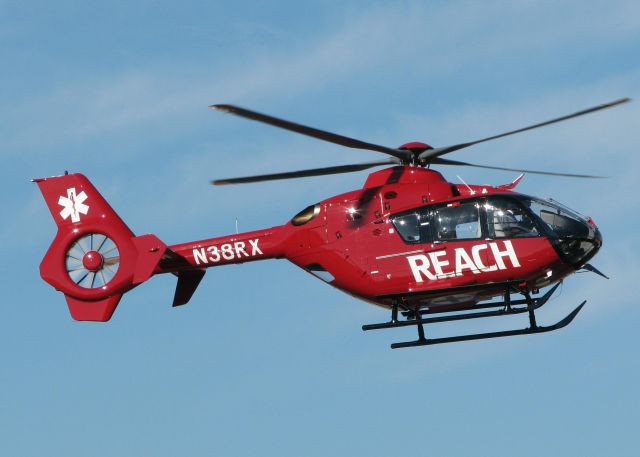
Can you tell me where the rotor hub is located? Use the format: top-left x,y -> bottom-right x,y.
398,142 -> 432,153
82,250 -> 104,272
398,142 -> 433,165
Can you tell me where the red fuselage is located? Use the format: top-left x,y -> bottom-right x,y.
163,166 -> 601,311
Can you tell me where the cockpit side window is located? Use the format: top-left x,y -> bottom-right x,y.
485,197 -> 539,238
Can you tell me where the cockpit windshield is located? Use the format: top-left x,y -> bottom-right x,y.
520,197 -> 590,238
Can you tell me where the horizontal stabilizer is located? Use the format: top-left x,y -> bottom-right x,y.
173,270 -> 206,307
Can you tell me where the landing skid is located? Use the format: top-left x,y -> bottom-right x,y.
362,283 -> 586,349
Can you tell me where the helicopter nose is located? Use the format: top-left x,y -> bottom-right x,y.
554,227 -> 602,268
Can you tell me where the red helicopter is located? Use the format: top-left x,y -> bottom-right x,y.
34,98 -> 629,348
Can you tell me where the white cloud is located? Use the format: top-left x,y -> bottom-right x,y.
4,0 -> 638,159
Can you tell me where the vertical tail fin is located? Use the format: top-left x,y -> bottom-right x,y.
35,172 -> 134,232
34,173 -> 167,321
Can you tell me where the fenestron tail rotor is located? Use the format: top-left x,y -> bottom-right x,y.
210,98 -> 630,185
65,233 -> 120,289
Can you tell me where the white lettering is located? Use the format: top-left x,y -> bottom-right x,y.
193,248 -> 207,265
406,242 -> 521,281
490,240 -> 521,269
455,248 -> 479,276
471,244 -> 497,272
221,243 -> 235,260
207,245 -> 220,262
192,238 -> 263,265
249,239 -> 263,255
234,241 -> 248,257
428,250 -> 455,278
407,254 -> 436,282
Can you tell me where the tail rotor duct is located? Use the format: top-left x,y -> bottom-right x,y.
65,233 -> 120,289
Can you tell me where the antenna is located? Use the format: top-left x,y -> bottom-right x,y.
456,175 -> 476,195
235,217 -> 239,234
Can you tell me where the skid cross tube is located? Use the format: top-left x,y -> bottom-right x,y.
400,282 -> 553,318
362,283 -> 585,348
526,289 -> 538,329
363,283 -> 560,332
404,297 -> 533,317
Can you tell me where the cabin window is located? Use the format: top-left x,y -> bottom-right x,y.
485,197 -> 538,238
391,201 -> 481,244
432,202 -> 481,241
391,196 -> 548,245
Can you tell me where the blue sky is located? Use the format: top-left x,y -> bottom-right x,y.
1,1 -> 639,455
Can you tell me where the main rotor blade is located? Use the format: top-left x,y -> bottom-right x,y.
212,159 -> 400,185
211,104 -> 411,161
419,98 -> 631,162
431,157 -> 606,178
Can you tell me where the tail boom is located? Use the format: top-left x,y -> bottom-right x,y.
165,228 -> 286,270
